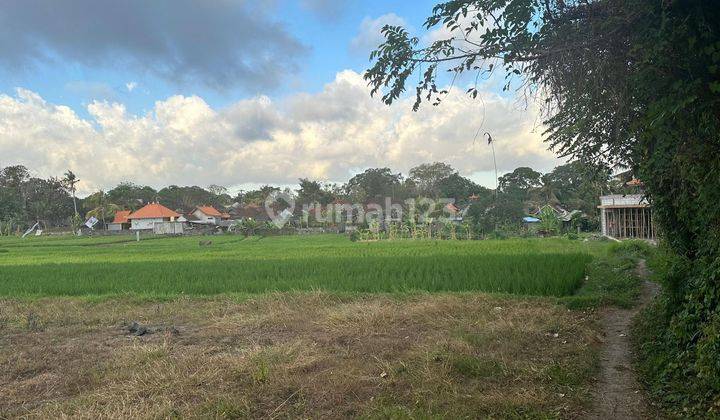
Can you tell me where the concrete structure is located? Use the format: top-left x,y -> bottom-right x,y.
598,194 -> 655,240
191,206 -> 230,225
107,210 -> 131,231
153,221 -> 184,235
127,203 -> 181,231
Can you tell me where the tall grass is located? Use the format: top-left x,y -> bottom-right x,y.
0,235 -> 597,297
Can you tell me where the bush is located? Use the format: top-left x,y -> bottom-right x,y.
607,240 -> 654,259
561,242 -> 650,309
634,250 -> 720,417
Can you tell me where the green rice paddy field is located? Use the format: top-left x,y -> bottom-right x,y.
0,234 -> 607,297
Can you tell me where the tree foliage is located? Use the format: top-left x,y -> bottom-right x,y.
408,162 -> 457,198
366,0 -> 720,413
297,178 -> 336,205
345,167 -> 403,201
105,182 -> 158,211
438,172 -> 490,203
0,165 -> 74,230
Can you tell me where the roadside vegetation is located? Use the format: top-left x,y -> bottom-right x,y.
365,0 -> 718,413
564,240 -> 656,310
633,245 -> 720,417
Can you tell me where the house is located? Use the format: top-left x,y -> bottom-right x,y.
532,204 -> 583,227
444,202 -> 464,222
191,205 -> 230,225
229,204 -> 270,222
127,203 -> 181,230
107,210 -> 131,231
598,194 -> 655,240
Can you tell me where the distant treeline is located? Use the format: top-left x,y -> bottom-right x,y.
0,161 -> 632,233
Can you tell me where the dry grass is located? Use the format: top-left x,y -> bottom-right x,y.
0,293 -> 600,418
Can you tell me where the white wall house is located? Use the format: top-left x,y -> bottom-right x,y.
191,206 -> 226,225
107,210 -> 131,231
192,209 -> 218,225
131,217 -> 169,230
127,203 -> 181,231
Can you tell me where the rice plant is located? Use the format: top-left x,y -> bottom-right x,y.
0,234 -> 601,298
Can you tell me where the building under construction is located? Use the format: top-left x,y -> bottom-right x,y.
598,194 -> 656,240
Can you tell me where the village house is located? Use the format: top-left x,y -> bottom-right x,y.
190,205 -> 230,225
107,210 -> 131,231
532,204 -> 583,228
444,202 -> 465,222
127,203 -> 181,231
229,204 -> 270,222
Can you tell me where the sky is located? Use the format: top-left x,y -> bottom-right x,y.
0,0 -> 562,195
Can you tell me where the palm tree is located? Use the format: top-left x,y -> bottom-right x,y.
62,170 -> 79,217
85,190 -> 120,227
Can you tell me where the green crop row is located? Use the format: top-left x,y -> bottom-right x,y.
0,235 -> 600,297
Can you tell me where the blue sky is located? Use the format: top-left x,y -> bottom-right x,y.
0,0 -> 438,117
0,1 -> 560,194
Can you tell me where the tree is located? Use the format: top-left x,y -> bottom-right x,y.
408,162 -> 456,198
542,161 -> 611,215
0,165 -> 29,227
207,184 -> 232,206
157,185 -> 224,212
206,184 -> 227,196
23,177 -> 74,227
106,182 -> 157,210
84,191 -> 121,226
62,170 -> 79,217
466,192 -> 524,236
498,167 -> 542,204
0,185 -> 23,229
437,173 -> 490,203
345,168 -> 402,202
0,165 -> 30,189
498,167 -> 542,193
297,178 -> 334,205
366,1 -> 720,412
241,185 -> 281,205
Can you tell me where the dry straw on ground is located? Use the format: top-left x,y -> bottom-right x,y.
1,293 -> 599,418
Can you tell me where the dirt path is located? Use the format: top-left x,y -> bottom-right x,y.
586,260 -> 660,419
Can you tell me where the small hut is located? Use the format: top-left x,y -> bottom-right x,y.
598,194 -> 655,240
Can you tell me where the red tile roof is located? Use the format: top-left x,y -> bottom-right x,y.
195,205 -> 223,217
445,203 -> 460,213
111,210 -> 131,224
127,203 -> 180,220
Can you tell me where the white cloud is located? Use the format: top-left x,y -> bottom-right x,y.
0,71 -> 561,195
350,13 -> 408,54
423,11 -> 496,45
125,82 -> 137,92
